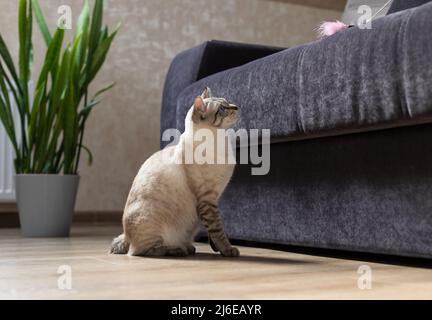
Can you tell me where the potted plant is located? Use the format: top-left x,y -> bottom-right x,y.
0,0 -> 119,237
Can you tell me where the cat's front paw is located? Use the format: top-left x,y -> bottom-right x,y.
220,246 -> 240,257
209,237 -> 219,252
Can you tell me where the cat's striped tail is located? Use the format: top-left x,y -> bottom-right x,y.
109,233 -> 129,254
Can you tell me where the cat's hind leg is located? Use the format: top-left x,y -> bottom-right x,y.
186,244 -> 196,255
146,245 -> 189,257
128,238 -> 189,257
109,234 -> 129,254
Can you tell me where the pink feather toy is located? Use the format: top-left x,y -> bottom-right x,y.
317,20 -> 350,39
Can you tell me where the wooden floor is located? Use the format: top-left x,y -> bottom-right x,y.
1,224 -> 431,299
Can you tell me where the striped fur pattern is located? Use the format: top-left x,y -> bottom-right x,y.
110,88 -> 240,257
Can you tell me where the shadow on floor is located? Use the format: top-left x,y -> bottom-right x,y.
223,239 -> 432,269
191,251 -> 319,265
113,238 -> 432,268
144,251 -> 319,265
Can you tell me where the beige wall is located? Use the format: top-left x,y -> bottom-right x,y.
0,0 -> 341,212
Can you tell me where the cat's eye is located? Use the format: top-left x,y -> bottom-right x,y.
218,106 -> 226,115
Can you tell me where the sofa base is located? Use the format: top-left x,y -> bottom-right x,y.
220,124 -> 432,259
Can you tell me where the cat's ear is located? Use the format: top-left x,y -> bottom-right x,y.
192,96 -> 207,123
201,87 -> 212,99
194,96 -> 206,112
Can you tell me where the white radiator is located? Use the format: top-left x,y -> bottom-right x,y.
0,89 -> 18,202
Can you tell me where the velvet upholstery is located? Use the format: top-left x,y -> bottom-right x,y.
220,124 -> 432,258
387,0 -> 432,14
173,3 -> 432,144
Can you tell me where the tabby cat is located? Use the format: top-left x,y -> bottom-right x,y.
110,87 -> 240,257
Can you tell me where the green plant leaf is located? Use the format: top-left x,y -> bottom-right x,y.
89,0 -> 103,55
75,0 -> 90,39
80,0 -> 104,99
0,65 -> 17,147
0,99 -> 14,143
0,64 -> 11,109
18,0 -> 28,81
74,0 -> 90,68
78,99 -> 100,119
99,25 -> 108,43
32,85 -> 49,172
89,26 -> 119,83
18,0 -> 31,115
29,28 -> 64,148
51,47 -> 71,113
26,0 -> 33,77
0,63 -> 22,129
92,81 -> 115,102
0,91 -> 18,153
81,144 -> 93,166
44,118 -> 63,172
63,80 -> 78,174
0,35 -> 22,95
34,28 -> 64,92
77,82 -> 114,123
70,33 -> 85,87
31,0 -> 52,46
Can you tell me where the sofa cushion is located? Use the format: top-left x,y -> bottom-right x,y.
174,3 -> 432,143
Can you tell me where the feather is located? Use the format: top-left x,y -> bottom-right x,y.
317,20 -> 349,39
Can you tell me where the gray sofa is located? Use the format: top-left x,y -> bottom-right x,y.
161,2 -> 432,258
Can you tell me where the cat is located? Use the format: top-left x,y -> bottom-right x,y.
110,87 -> 240,257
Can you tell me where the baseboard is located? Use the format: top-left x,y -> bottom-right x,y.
0,203 -> 18,228
0,212 -> 20,228
0,204 -> 122,228
73,211 -> 122,224
0,202 -> 17,213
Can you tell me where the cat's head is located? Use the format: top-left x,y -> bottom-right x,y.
191,87 -> 239,129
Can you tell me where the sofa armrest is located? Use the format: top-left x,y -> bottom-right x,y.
196,40 -> 286,79
160,40 -> 285,146
161,42 -> 207,142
